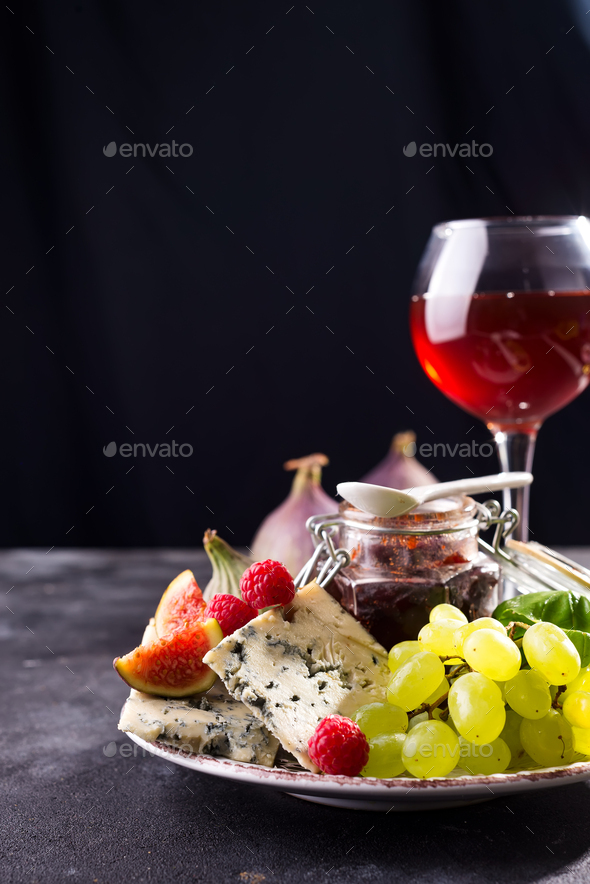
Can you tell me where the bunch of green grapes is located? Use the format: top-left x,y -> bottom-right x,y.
557,663 -> 590,756
354,602 -> 587,779
353,702 -> 409,778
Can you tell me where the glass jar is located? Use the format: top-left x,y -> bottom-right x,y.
326,495 -> 500,649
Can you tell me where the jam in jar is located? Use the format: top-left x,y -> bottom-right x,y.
326,495 -> 500,650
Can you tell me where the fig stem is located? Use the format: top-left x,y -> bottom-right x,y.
284,453 -> 328,471
284,453 -> 329,490
391,430 -> 416,454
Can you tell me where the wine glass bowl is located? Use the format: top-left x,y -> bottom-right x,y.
409,217 -> 590,539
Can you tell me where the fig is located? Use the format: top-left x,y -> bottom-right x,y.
203,529 -> 253,602
251,453 -> 336,578
113,618 -> 223,697
361,431 -> 437,489
154,569 -> 207,637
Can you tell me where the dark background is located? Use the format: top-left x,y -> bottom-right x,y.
2,0 -> 590,549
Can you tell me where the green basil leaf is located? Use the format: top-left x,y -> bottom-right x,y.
563,629 -> 590,668
494,591 -> 590,667
493,590 -> 590,632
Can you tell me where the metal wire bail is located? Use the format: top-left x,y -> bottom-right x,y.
476,499 -> 521,559
297,500 -> 522,590
294,513 -> 349,589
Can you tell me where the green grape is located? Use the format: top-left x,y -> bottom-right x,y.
522,621 -> 581,685
453,617 -> 506,655
401,720 -> 460,778
458,736 -> 511,776
572,726 -> 590,756
408,711 -> 429,730
516,753 -> 541,770
387,651 -> 445,712
462,629 -> 521,681
448,672 -> 506,745
354,702 -> 408,738
503,669 -> 552,720
443,712 -> 458,732
429,603 -> 467,624
564,664 -> 590,695
418,619 -> 463,659
500,709 -> 528,768
426,677 -> 450,706
388,640 -> 422,674
495,681 -> 506,701
361,732 -> 407,778
520,709 -> 574,767
562,691 -> 590,729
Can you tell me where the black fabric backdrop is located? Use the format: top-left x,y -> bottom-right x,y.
2,0 -> 590,548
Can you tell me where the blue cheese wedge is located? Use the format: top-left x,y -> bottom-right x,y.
203,581 -> 390,771
118,618 -> 279,766
119,682 -> 280,766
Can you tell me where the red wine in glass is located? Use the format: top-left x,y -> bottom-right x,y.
409,219 -> 590,539
411,290 -> 590,431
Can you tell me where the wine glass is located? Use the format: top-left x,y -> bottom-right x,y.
409,216 -> 590,540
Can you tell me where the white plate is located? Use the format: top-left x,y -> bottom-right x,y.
127,731 -> 590,812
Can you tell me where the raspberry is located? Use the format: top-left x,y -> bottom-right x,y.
239,559 -> 295,609
204,594 -> 258,636
308,715 -> 370,777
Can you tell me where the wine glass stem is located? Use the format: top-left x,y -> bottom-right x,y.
493,430 -> 537,541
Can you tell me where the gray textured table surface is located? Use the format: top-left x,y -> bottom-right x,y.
3,547 -> 590,884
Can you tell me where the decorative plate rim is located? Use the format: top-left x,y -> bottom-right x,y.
126,730 -> 590,791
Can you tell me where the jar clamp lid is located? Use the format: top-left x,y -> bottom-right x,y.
295,499 -> 590,600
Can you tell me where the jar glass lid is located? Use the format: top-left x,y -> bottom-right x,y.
485,539 -> 590,600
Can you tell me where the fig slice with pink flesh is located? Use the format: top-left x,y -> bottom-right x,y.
114,618 -> 223,697
154,569 -> 207,637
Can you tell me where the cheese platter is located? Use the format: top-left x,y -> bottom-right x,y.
114,476 -> 590,811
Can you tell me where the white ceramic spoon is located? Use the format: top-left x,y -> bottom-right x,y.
336,472 -> 533,518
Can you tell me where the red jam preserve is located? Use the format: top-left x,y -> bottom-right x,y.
327,496 -> 500,650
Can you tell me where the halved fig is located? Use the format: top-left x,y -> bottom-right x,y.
113,618 -> 223,697
154,569 -> 206,637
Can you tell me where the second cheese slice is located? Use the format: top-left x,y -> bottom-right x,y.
119,683 -> 280,766
204,581 -> 390,771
